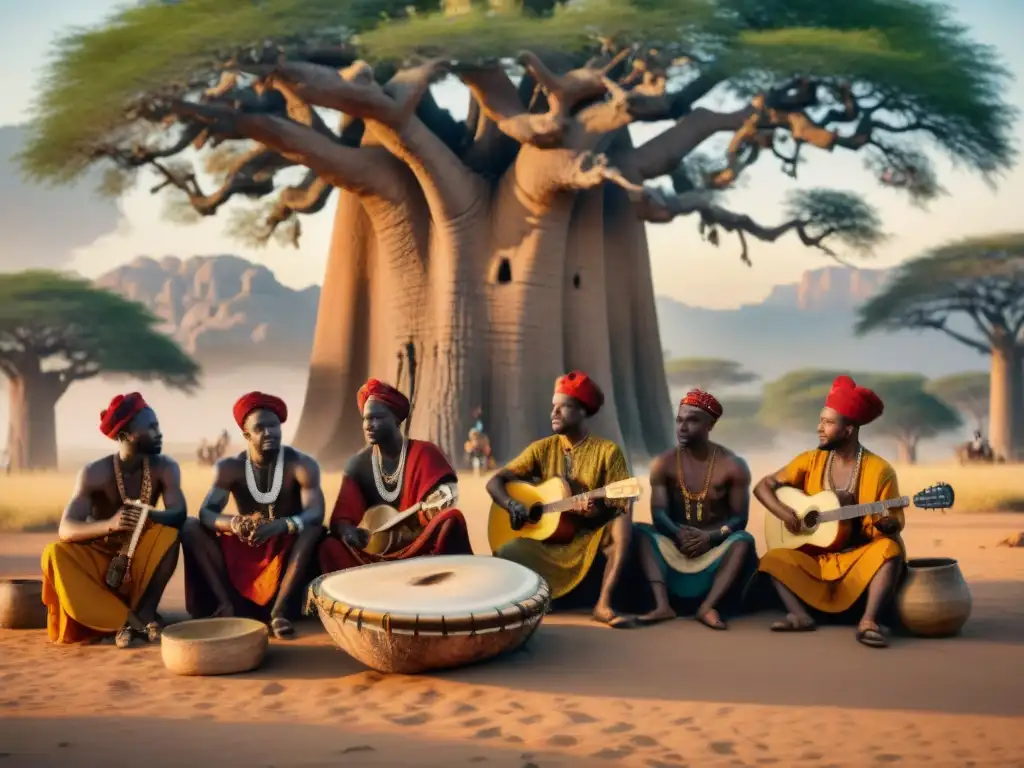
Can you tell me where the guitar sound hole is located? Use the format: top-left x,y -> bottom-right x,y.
409,571 -> 454,587
803,511 -> 819,529
528,504 -> 543,523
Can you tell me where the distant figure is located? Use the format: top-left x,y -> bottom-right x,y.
197,438 -> 212,465
957,430 -> 995,464
1,448 -> 10,475
464,428 -> 494,476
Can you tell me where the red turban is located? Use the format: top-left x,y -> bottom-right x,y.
357,379 -> 411,422
825,375 -> 884,426
680,388 -> 723,421
233,392 -> 288,430
99,392 -> 148,440
555,370 -> 605,415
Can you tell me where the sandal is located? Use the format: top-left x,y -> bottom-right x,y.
114,625 -> 134,649
770,613 -> 817,632
270,616 -> 295,639
856,622 -> 889,648
144,622 -> 162,643
593,609 -> 638,629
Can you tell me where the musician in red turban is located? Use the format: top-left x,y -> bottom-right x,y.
633,387 -> 757,630
754,374 -> 905,648
318,378 -> 473,574
485,371 -> 639,628
181,392 -> 325,639
41,393 -> 185,649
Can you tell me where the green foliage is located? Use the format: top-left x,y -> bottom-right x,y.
926,371 -> 989,426
664,357 -> 759,388
17,0 -> 1017,192
855,234 -> 1024,340
759,368 -> 961,441
712,396 -> 775,451
783,188 -> 885,253
0,271 -> 200,391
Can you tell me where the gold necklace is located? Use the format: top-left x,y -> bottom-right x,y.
114,454 -> 152,505
826,446 -> 863,494
676,445 -> 717,522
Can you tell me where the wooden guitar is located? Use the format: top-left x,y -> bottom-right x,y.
358,487 -> 455,556
763,482 -> 954,553
487,476 -> 642,552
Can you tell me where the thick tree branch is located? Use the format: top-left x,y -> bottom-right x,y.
912,317 -> 991,354
623,187 -> 847,265
172,101 -> 405,202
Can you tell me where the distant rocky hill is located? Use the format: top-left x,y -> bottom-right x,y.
93,255 -> 985,381
95,255 -> 320,370
658,265 -> 985,385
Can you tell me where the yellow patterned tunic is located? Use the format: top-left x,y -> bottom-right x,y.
758,448 -> 906,613
494,433 -> 630,599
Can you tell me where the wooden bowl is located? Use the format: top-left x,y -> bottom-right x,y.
0,578 -> 47,630
160,618 -> 269,676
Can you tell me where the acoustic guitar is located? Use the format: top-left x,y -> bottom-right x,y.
487,476 -> 642,552
358,488 -> 455,556
763,482 -> 954,553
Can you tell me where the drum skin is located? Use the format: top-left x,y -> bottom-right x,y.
308,555 -> 551,674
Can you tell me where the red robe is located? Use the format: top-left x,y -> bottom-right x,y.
318,440 -> 473,573
219,532 -> 294,607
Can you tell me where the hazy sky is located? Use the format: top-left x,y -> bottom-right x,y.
2,0 -> 1022,310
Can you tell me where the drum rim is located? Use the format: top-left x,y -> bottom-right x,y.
307,569 -> 551,634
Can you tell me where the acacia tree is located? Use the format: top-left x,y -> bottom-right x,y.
0,271 -> 200,471
18,0 -> 1015,467
664,357 -> 758,392
927,371 -> 989,431
856,237 -> 1024,460
759,369 -> 960,464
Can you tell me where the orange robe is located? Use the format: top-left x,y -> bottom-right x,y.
40,523 -> 179,643
758,449 -> 905,613
318,440 -> 473,572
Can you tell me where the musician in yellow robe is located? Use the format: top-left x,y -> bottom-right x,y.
40,393 -> 184,648
754,375 -> 904,648
486,371 -> 637,628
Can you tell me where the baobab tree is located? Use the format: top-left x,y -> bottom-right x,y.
18,0 -> 1015,466
0,271 -> 200,471
856,237 -> 1024,460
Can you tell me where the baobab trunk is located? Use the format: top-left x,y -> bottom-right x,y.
988,338 -> 1018,461
5,369 -> 60,472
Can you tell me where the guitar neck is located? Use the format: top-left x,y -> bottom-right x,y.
545,487 -> 607,515
819,496 -> 910,523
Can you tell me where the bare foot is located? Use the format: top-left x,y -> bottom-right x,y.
592,605 -> 637,629
637,605 -> 676,625
770,612 -> 817,632
114,624 -> 134,649
695,607 -> 727,630
856,619 -> 888,648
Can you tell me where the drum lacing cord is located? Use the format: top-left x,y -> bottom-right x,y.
381,612 -> 393,636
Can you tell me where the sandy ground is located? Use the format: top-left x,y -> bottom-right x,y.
2,475 -> 1024,767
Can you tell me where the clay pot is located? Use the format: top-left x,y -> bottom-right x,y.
161,618 -> 269,676
895,557 -> 972,638
0,578 -> 47,629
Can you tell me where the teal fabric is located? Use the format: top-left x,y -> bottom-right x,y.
635,524 -> 756,599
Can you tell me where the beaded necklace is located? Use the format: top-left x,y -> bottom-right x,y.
675,445 -> 718,522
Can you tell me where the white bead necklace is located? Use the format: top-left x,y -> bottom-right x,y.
246,450 -> 284,513
371,439 -> 407,504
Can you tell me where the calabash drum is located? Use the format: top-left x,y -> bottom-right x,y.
308,555 -> 550,674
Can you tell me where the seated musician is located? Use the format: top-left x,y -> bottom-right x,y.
181,392 -> 324,640
753,375 -> 904,648
40,393 -> 184,648
486,371 -> 637,628
317,379 -> 473,572
634,389 -> 757,629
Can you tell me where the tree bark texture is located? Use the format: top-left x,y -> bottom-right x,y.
5,367 -> 61,472
987,338 -> 1020,461
292,124 -> 674,470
